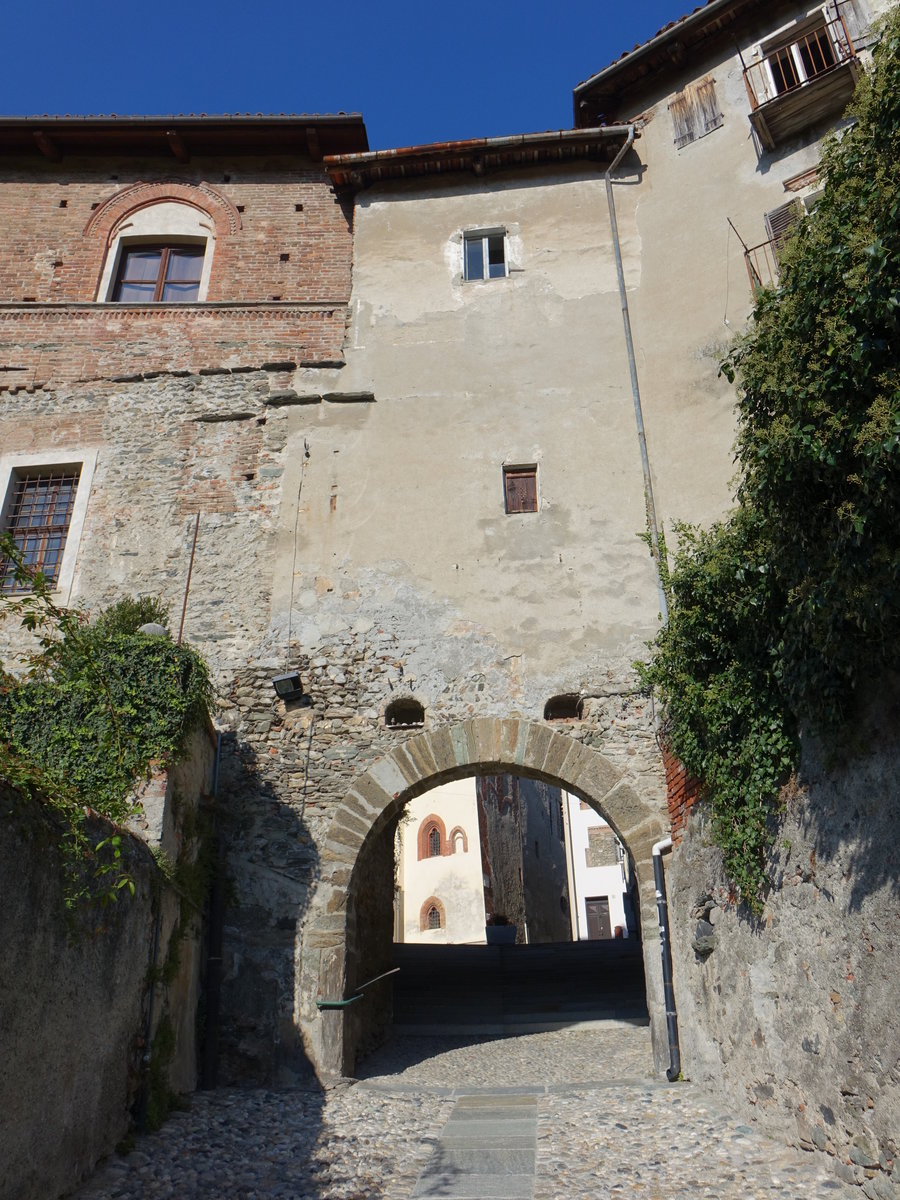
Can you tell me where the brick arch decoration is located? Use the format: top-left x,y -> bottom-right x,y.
419,896 -> 446,932
416,814 -> 448,860
449,825 -> 468,853
82,181 -> 243,303
300,717 -> 670,1081
83,180 -> 242,243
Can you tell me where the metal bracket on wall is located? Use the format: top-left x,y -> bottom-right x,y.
315,966 -> 400,1010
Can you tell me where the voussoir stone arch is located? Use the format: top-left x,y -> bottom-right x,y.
301,716 -> 669,1080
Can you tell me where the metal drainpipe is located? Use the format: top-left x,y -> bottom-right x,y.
200,730 -> 224,1089
606,128 -> 678,1079
604,127 -> 668,623
653,836 -> 681,1081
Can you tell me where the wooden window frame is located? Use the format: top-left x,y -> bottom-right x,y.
1,468 -> 80,594
111,242 -> 205,303
0,452 -> 96,603
503,465 -> 538,515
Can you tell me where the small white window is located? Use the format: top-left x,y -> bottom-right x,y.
464,229 -> 507,281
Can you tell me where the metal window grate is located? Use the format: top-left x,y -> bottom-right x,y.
427,905 -> 441,929
1,468 -> 80,593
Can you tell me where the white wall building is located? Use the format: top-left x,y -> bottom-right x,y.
563,793 -> 633,940
394,780 -> 486,944
396,779 -> 633,944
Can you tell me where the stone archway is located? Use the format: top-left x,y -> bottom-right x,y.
297,717 -> 669,1079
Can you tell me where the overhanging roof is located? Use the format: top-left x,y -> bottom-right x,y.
0,114 -> 369,161
574,0 -> 775,120
325,126 -> 635,189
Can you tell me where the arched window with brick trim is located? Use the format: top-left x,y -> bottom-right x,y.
449,826 -> 468,854
417,814 -> 448,860
96,200 -> 218,303
420,896 -> 446,932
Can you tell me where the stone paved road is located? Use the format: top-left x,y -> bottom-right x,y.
71,1026 -> 861,1199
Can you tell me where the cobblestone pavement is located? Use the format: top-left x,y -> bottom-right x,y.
71,1025 -> 862,1199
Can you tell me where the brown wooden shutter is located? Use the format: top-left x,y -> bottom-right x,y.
695,79 -> 723,135
669,90 -> 696,149
504,467 -> 538,514
765,199 -> 803,260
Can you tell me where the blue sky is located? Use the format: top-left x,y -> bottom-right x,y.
2,0 -> 693,150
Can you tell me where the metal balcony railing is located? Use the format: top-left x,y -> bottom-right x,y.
743,12 -> 856,112
743,239 -> 781,293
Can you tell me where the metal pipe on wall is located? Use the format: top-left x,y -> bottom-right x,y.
653,835 -> 682,1081
603,128 -> 669,623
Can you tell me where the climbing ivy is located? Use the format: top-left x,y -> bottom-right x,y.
640,10 -> 900,912
0,534 -> 212,910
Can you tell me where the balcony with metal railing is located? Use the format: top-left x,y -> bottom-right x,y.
743,12 -> 860,149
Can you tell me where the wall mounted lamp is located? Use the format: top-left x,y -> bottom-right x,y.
271,671 -> 305,703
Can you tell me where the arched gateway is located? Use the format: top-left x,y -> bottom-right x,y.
297,717 -> 670,1079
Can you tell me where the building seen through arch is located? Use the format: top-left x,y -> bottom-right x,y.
394,774 -> 635,946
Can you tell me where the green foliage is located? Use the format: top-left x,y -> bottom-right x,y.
144,1014 -> 180,1132
639,514 -> 797,907
727,13 -> 900,726
642,13 -> 900,911
0,534 -> 212,909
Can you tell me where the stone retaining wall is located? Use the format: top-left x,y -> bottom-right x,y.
668,696 -> 900,1198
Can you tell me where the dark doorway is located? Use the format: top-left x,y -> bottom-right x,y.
585,896 -> 612,940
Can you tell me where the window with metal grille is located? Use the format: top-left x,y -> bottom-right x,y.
426,905 -> 442,930
464,229 -> 507,280
503,465 -> 538,514
112,243 -> 205,302
428,827 -> 441,858
669,78 -> 723,148
1,468 -> 81,593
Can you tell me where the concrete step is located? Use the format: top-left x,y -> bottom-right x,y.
391,940 -> 648,1030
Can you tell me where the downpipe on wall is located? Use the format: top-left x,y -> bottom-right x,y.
653,836 -> 681,1081
603,126 -> 668,624
201,730 -> 224,1089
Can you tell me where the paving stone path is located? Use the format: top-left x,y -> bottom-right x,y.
71,1026 -> 862,1199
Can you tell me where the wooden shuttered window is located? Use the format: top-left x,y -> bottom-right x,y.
503,466 -> 538,514
695,79 -> 724,135
765,199 -> 803,261
669,77 -> 723,148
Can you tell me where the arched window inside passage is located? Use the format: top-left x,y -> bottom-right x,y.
428,827 -> 441,857
426,904 -> 442,930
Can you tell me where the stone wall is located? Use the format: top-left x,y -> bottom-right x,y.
668,695 -> 900,1198
0,727 -> 215,1200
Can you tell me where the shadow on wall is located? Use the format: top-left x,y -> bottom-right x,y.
792,681 -> 900,912
667,679 -> 900,1187
216,730 -> 321,1088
